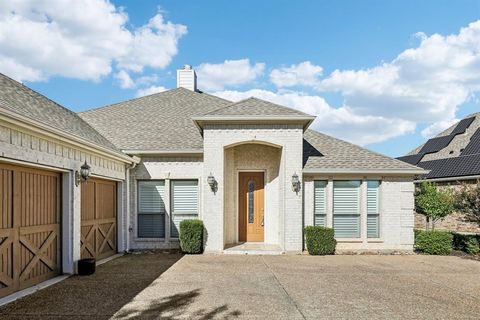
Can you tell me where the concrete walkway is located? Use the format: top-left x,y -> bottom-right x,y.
0,253 -> 479,319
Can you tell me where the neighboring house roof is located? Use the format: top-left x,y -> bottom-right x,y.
303,129 -> 425,174
397,112 -> 480,180
0,73 -> 121,154
79,87 -> 231,152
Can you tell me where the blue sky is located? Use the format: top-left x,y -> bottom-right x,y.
1,1 -> 479,157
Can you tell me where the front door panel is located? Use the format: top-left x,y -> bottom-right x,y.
238,172 -> 264,242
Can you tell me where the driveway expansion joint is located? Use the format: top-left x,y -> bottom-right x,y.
261,256 -> 307,320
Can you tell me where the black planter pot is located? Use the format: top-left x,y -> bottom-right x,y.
78,258 -> 96,275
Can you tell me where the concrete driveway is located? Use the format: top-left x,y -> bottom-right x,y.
1,253 -> 479,319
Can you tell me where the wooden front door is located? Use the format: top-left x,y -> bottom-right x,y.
0,163 -> 61,298
81,178 -> 117,260
238,172 -> 264,242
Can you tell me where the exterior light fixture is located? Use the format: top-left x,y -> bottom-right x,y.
292,173 -> 301,193
207,173 -> 217,193
75,161 -> 91,187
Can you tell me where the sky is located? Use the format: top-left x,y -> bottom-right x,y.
0,0 -> 479,157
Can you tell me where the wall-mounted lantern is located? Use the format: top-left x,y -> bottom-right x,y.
292,172 -> 301,193
75,161 -> 91,187
207,173 -> 218,193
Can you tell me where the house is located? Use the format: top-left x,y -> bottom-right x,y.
0,66 -> 423,298
397,113 -> 480,233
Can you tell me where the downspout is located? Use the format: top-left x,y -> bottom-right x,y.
125,156 -> 140,252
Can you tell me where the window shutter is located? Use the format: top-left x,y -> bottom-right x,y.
138,181 -> 165,238
171,180 -> 198,238
367,180 -> 380,238
314,181 -> 327,227
333,181 -> 361,238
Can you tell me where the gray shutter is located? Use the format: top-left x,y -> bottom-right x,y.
314,181 -> 327,227
138,181 -> 165,238
333,181 -> 361,238
367,180 -> 380,238
171,180 -> 198,238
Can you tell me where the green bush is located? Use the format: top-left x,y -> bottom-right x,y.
305,226 -> 336,255
415,230 -> 453,255
451,232 -> 480,253
179,219 -> 204,254
466,238 -> 480,255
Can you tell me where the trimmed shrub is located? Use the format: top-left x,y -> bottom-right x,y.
465,238 -> 480,255
305,226 -> 336,255
179,219 -> 204,254
415,230 -> 453,255
451,232 -> 480,253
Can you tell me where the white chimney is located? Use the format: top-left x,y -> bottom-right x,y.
177,64 -> 197,91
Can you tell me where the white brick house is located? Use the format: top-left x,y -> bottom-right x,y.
0,65 -> 425,298
79,66 -> 425,254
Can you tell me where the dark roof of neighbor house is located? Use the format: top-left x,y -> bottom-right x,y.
397,113 -> 480,180
303,129 -> 423,173
0,73 -> 119,152
204,97 -> 312,117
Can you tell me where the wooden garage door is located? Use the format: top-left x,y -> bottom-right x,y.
81,178 -> 117,260
0,163 -> 61,298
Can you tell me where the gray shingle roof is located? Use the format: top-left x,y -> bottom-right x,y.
398,113 -> 480,179
79,88 -> 231,151
303,129 -> 423,173
205,97 -> 312,117
0,73 -> 118,152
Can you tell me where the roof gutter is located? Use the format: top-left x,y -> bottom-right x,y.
0,107 -> 137,164
302,168 -> 429,175
415,174 -> 480,183
122,149 -> 203,155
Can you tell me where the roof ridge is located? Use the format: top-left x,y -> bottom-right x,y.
79,87 -> 232,115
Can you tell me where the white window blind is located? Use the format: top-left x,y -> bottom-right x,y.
171,180 -> 198,238
367,180 -> 380,238
138,181 -> 165,238
314,181 -> 327,227
333,180 -> 361,238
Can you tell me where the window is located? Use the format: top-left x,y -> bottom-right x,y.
314,181 -> 327,227
367,180 -> 380,238
248,180 -> 255,223
171,180 -> 199,238
138,181 -> 165,238
333,180 -> 361,238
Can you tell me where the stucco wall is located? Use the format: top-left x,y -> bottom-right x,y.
224,143 -> 281,245
128,155 -> 203,249
202,124 -> 303,252
303,175 -> 415,252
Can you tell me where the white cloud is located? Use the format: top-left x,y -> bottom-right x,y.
0,0 -> 186,82
214,89 -> 415,145
136,85 -> 168,97
421,119 -> 459,138
114,70 -> 135,89
196,59 -> 265,91
270,61 -> 323,87
317,20 -> 480,127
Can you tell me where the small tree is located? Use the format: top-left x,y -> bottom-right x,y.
415,181 -> 455,230
455,181 -> 480,226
